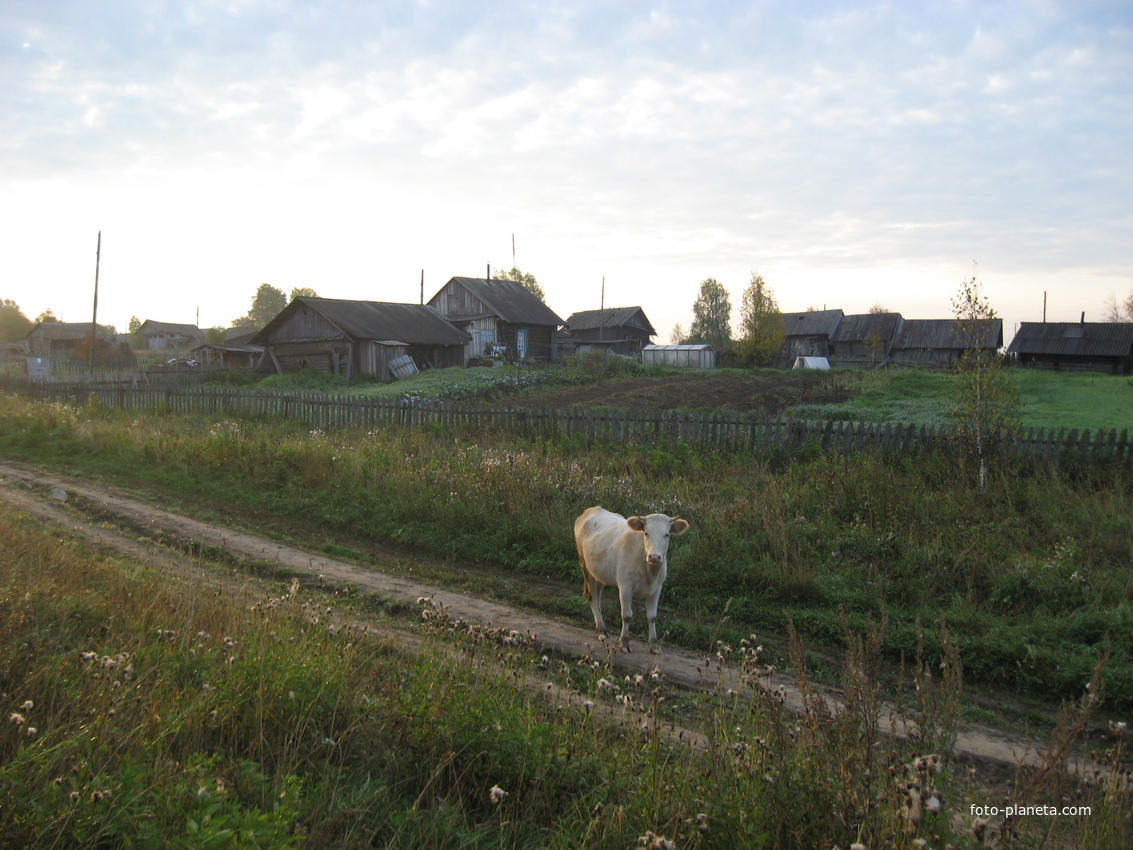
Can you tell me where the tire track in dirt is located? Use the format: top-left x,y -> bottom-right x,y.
0,461 -> 1072,777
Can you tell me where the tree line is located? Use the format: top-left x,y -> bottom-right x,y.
669,273 -> 788,367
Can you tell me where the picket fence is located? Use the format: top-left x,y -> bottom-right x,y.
2,378 -> 1129,472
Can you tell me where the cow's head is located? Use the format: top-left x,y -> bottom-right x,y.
627,513 -> 690,567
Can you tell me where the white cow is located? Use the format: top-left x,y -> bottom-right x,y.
574,506 -> 690,653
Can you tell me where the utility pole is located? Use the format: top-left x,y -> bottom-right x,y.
88,231 -> 101,373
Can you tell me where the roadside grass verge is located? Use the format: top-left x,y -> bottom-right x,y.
2,501 -> 1128,847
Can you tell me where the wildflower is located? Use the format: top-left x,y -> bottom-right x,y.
1110,720 -> 1128,737
9,713 -> 25,726
638,832 -> 677,850
70,791 -> 80,802
695,812 -> 709,835
80,651 -> 97,663
597,678 -> 619,692
850,844 -> 866,850
25,726 -> 37,738
489,784 -> 508,804
19,700 -> 33,712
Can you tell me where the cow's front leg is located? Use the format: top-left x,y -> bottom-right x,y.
645,590 -> 662,654
617,584 -> 635,652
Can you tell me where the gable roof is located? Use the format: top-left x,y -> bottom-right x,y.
443,277 -> 563,326
26,321 -> 99,342
1007,322 -> 1133,358
894,318 -> 1002,350
137,320 -> 204,340
780,309 -> 844,337
563,306 -> 656,335
253,298 -> 469,346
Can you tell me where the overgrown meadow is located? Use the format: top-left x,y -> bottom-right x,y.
0,394 -> 1129,714
2,486 -> 1129,847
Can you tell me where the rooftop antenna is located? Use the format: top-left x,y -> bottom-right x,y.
511,233 -> 516,270
600,276 -> 605,311
88,231 -> 101,374
420,269 -> 424,305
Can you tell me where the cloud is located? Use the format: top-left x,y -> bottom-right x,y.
0,0 -> 1129,336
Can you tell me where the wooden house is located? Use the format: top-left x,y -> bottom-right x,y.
829,313 -> 904,366
559,306 -> 656,358
136,320 -> 206,352
890,319 -> 1003,368
428,277 -> 563,363
251,297 -> 469,380
776,309 -> 843,367
1007,322 -> 1133,373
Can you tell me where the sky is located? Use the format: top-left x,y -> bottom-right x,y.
2,0 -> 1130,344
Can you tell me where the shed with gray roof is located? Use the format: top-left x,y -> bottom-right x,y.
1007,322 -> 1133,373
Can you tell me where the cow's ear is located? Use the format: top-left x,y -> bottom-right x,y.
671,518 -> 689,535
626,516 -> 646,532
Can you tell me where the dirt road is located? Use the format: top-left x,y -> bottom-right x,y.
0,461 -> 1066,777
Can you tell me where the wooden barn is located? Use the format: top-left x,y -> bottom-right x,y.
559,306 -> 656,358
251,297 -> 469,379
776,309 -> 843,367
829,313 -> 904,367
1007,322 -> 1133,373
891,319 -> 1003,368
24,321 -> 113,358
428,277 -> 563,363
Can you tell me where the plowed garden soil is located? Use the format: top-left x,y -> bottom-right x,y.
517,371 -> 851,414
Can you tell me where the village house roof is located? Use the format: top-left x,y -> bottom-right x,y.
831,312 -> 903,343
780,309 -> 844,337
1007,322 -> 1133,358
894,318 -> 1002,350
137,320 -> 206,345
443,277 -> 563,326
253,297 -> 470,346
562,307 -> 656,335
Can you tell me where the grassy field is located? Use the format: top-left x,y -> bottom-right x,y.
1,487 -> 1127,847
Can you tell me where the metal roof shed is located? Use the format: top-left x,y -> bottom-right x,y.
642,344 -> 716,369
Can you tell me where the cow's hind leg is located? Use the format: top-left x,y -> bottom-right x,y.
579,555 -> 608,639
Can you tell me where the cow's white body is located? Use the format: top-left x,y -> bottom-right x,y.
574,506 -> 689,653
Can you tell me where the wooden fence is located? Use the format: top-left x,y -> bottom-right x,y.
1,377 -> 1129,472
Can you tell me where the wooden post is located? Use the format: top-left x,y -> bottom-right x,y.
89,231 -> 101,374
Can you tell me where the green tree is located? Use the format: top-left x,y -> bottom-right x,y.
670,322 -> 686,345
206,326 -> 227,344
492,267 -> 546,302
687,278 -> 732,350
290,287 -> 318,301
0,299 -> 33,343
949,276 -> 1019,490
735,273 -> 784,367
35,309 -> 58,324
233,284 -> 288,329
